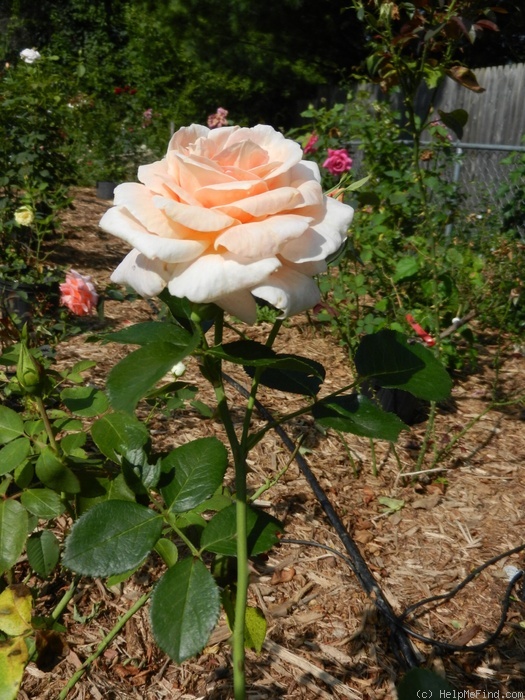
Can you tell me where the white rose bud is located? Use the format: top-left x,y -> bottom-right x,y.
171,362 -> 186,377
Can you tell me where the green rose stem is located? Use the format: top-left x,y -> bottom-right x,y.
57,591 -> 152,700
204,310 -> 247,698
35,395 -> 59,454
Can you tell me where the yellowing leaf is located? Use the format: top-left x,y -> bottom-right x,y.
0,585 -> 33,636
0,636 -> 29,700
244,606 -> 267,653
447,66 -> 485,93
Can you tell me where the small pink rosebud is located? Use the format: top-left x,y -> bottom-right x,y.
303,132 -> 319,155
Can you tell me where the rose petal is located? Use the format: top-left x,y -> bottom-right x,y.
215,215 -> 310,258
215,187 -> 302,221
193,180 -> 268,208
113,183 -> 180,238
138,162 -> 202,206
252,267 -> 321,318
153,196 -> 237,232
100,207 -> 209,262
167,124 -> 211,153
111,249 -> 171,297
167,254 -> 280,303
215,290 -> 258,324
280,196 -> 353,263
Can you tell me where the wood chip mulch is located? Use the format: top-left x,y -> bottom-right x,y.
16,188 -> 525,699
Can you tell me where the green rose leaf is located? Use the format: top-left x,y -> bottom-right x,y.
107,341 -> 198,411
438,108 -> 468,139
104,321 -> 195,347
62,359 -> 97,383
161,437 -> 228,513
397,668 -> 454,698
0,500 -> 28,575
244,354 -> 325,396
75,473 -> 136,515
200,504 -> 283,557
91,411 -> 149,464
20,488 -> 66,519
60,386 -> 109,417
150,557 -> 220,663
312,394 -> 407,441
392,256 -> 419,282
63,500 -> 163,577
35,448 -> 80,494
0,437 -> 31,476
154,538 -> 179,568
0,406 -> 25,444
354,330 -> 452,401
209,341 -> 325,377
27,530 -> 60,577
122,448 -> 161,494
60,432 -> 87,456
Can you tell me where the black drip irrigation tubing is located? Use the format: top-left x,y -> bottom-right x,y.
223,373 -> 525,668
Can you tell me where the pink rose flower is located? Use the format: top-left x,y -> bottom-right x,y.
322,148 -> 353,176
303,132 -> 319,155
60,270 -> 98,316
99,124 -> 354,323
207,107 -> 229,129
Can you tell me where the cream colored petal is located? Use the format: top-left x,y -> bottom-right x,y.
167,124 -> 210,153
215,290 -> 257,324
215,187 -> 302,220
167,254 -> 281,303
292,179 -> 324,210
226,125 -> 303,180
99,207 -> 209,263
215,215 -> 310,258
113,183 -> 180,238
167,152 -> 234,191
251,267 -> 321,318
111,250 -> 170,297
153,196 -> 237,232
138,163 -> 201,206
279,197 -> 354,263
194,180 -> 267,208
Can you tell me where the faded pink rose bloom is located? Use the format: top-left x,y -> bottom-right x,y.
100,124 -> 354,324
142,108 -> 153,127
303,132 -> 319,155
60,270 -> 98,315
207,107 -> 229,129
322,148 -> 353,176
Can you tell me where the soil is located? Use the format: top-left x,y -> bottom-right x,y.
16,188 -> 525,699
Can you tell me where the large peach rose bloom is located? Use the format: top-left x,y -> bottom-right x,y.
100,124 -> 353,323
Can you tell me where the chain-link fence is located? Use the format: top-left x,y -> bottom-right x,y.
347,139 -> 525,240
448,142 -> 525,213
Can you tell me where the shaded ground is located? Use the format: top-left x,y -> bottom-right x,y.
19,188 -> 525,698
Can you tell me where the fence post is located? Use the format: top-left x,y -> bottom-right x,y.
444,146 -> 463,238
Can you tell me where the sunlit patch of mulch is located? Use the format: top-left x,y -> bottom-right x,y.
19,188 -> 525,699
